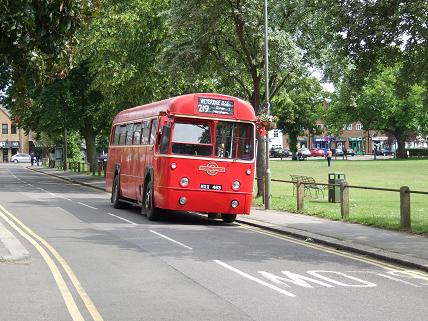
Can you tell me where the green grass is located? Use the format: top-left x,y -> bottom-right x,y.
253,158 -> 428,234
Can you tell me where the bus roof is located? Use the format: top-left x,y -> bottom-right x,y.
112,93 -> 256,125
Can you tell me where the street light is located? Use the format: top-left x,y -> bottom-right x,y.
264,0 -> 271,209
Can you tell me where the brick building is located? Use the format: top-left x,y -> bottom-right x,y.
0,105 -> 31,162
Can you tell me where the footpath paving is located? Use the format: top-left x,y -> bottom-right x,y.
1,166 -> 427,273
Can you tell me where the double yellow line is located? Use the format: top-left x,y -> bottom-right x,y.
0,205 -> 104,321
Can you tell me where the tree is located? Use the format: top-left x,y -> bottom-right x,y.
273,76 -> 326,158
1,0 -> 98,107
354,64 -> 426,158
165,0 -> 329,196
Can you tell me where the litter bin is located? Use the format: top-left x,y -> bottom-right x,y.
328,173 -> 346,203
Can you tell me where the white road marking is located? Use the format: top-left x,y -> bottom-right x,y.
214,260 -> 296,297
377,273 -> 421,287
77,202 -> 98,210
108,213 -> 137,225
150,230 -> 193,250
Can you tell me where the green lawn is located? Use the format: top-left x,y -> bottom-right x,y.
253,158 -> 428,234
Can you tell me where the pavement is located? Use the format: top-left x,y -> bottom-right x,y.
1,166 -> 427,273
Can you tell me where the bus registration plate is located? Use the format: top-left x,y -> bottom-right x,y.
200,184 -> 222,191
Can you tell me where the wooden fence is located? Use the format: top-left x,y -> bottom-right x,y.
259,178 -> 428,232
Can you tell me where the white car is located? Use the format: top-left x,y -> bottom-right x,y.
11,153 -> 31,163
299,148 -> 312,158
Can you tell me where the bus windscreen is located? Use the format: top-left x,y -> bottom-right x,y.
170,120 -> 253,160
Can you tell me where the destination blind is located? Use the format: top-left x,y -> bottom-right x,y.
197,97 -> 234,115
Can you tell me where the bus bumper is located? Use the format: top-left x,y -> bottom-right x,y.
155,187 -> 251,215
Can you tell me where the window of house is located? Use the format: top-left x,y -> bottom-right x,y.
273,129 -> 279,138
11,123 -> 17,134
356,123 -> 363,130
316,124 -> 323,130
343,124 -> 352,130
2,124 -> 8,134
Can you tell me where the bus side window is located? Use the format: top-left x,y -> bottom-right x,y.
132,123 -> 142,145
159,125 -> 171,154
125,124 -> 134,145
113,126 -> 121,145
141,120 -> 150,145
119,125 -> 127,145
149,119 -> 159,145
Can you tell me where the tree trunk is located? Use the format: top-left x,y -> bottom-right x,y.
289,132 -> 298,160
82,119 -> 97,172
395,134 -> 408,159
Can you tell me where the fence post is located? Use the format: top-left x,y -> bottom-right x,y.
400,186 -> 411,231
340,181 -> 349,219
297,179 -> 304,213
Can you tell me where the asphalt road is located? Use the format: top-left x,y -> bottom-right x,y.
0,165 -> 427,321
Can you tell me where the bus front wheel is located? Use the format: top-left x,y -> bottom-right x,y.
111,175 -> 124,209
143,180 -> 159,221
221,214 -> 236,223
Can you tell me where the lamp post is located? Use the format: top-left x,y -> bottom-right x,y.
264,0 -> 271,209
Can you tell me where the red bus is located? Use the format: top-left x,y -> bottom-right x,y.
106,93 -> 258,223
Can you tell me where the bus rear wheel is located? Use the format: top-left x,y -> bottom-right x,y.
111,175 -> 124,209
221,214 -> 236,223
143,180 -> 159,221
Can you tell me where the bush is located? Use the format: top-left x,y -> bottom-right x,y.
406,148 -> 428,157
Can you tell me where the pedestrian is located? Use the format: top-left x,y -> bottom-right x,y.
326,149 -> 332,167
30,152 -> 35,166
343,148 -> 348,160
36,154 -> 40,166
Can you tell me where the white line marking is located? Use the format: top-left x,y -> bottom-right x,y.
77,202 -> 98,210
376,273 -> 421,287
150,230 -> 193,250
214,260 -> 296,297
107,213 -> 137,225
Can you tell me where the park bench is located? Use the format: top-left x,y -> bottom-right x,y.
290,175 -> 326,198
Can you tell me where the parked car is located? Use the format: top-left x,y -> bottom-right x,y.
270,147 -> 289,158
298,148 -> 312,158
374,148 -> 394,156
334,148 -> 344,156
310,148 -> 325,157
11,153 -> 31,163
346,148 -> 355,156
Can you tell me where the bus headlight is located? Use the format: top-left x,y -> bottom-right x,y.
246,169 -> 252,175
231,180 -> 240,191
179,196 -> 187,205
180,177 -> 189,187
231,200 -> 239,208
171,163 -> 177,170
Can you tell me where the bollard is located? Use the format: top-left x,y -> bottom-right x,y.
297,179 -> 304,213
400,186 -> 411,231
340,181 -> 349,219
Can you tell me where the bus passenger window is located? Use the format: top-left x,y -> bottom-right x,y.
132,123 -> 142,145
119,125 -> 127,145
125,124 -> 134,145
113,126 -> 121,145
159,125 -> 171,154
141,121 -> 150,144
149,119 -> 159,144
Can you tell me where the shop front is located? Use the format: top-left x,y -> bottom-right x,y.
0,141 -> 20,162
348,137 -> 363,154
312,136 -> 334,152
